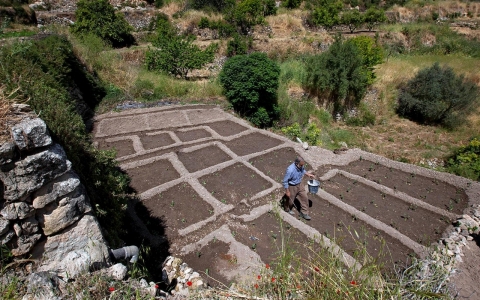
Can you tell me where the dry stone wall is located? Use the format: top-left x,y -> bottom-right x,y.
0,107 -> 110,281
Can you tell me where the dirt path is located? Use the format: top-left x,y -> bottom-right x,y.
93,104 -> 480,292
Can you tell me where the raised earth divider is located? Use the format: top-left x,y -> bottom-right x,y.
93,104 -> 480,294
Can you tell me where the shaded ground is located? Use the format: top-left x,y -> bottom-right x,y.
93,105 -> 480,292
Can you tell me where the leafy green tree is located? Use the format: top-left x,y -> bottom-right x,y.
341,9 -> 364,33
303,36 -> 369,113
146,36 -> 217,78
71,0 -> 134,47
219,52 -> 280,127
364,7 -> 387,31
397,63 -> 479,128
145,16 -> 217,78
225,0 -> 276,33
310,0 -> 343,29
346,36 -> 383,83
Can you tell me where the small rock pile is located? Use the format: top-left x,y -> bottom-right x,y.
161,256 -> 205,297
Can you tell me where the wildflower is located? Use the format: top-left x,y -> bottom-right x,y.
155,284 -> 159,289
350,280 -> 358,286
108,287 -> 115,292
336,289 -> 340,294
297,285 -> 301,289
271,277 -> 276,283
314,266 -> 320,272
187,281 -> 193,287
257,275 -> 261,280
255,284 -> 259,289
265,263 -> 270,269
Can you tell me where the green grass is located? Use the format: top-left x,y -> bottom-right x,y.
0,29 -> 36,39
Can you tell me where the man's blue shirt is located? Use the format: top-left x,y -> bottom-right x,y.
282,163 -> 306,189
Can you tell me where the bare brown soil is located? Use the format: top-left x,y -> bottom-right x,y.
207,120 -> 248,136
180,240 -> 231,287
139,182 -> 214,239
224,132 -> 283,156
199,163 -> 272,205
322,159 -> 469,215
249,147 -> 300,182
322,174 -> 451,246
175,128 -> 211,142
127,159 -> 180,193
178,145 -> 232,173
140,133 -> 175,150
308,192 -> 414,269
98,139 -> 135,157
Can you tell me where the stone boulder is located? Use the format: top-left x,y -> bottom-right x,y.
0,142 -> 17,166
36,188 -> 92,236
12,118 -> 52,151
1,143 -> 71,202
32,171 -> 81,209
35,214 -> 110,279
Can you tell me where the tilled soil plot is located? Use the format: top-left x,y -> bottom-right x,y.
322,159 -> 468,214
199,163 -> 273,205
93,105 -> 480,291
322,174 -> 452,246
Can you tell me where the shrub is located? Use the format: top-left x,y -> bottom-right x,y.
447,137 -> 480,181
396,62 -> 479,128
189,0 -> 235,12
0,35 -> 129,246
281,122 -> 302,140
283,0 -> 302,9
146,18 -> 218,78
344,102 -> 376,126
71,0 -> 134,47
226,33 -> 249,56
346,36 -> 383,84
303,36 -> 369,113
219,52 -> 280,127
225,0 -> 276,33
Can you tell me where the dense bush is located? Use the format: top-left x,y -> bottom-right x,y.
71,0 -> 134,47
225,0 -> 276,33
146,15 -> 218,78
396,63 -> 479,128
219,52 -> 280,127
303,36 -> 369,113
283,0 -> 302,9
447,137 -> 480,181
227,33 -> 250,56
0,35 -> 130,247
346,36 -> 383,84
189,0 -> 235,12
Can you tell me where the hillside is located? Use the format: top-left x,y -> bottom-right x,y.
1,0 -> 480,298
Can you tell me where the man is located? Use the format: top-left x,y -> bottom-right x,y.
282,157 -> 315,220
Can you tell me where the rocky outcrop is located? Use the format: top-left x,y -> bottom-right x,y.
0,112 -> 110,281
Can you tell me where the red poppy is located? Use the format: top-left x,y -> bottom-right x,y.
257,275 -> 261,280
155,284 -> 159,289
108,287 -> 115,292
314,266 -> 320,272
271,277 -> 276,283
255,284 -> 259,289
297,285 -> 301,289
350,280 -> 358,286
265,263 -> 270,269
187,281 -> 193,287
